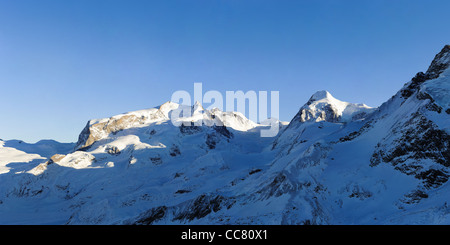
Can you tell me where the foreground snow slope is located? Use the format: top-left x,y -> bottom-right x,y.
0,45 -> 449,225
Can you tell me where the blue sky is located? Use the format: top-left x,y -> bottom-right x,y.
0,0 -> 449,143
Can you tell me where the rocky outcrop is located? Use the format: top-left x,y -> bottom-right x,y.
75,114 -> 147,150
132,194 -> 234,224
297,104 -> 341,123
48,154 -> 66,164
105,145 -> 121,155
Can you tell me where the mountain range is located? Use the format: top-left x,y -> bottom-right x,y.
0,45 -> 449,224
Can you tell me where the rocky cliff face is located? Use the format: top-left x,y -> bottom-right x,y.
75,103 -> 174,150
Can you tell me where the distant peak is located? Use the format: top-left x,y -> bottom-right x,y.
192,101 -> 204,112
158,101 -> 180,115
193,100 -> 202,107
159,101 -> 178,108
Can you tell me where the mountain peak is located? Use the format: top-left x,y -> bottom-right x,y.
426,44 -> 450,79
291,91 -> 376,124
309,90 -> 334,102
401,45 -> 450,99
192,100 -> 204,110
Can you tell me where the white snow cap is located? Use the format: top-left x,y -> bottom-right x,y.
309,90 -> 334,101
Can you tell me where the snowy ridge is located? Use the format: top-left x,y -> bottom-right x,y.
0,145 -> 45,174
75,101 -> 257,150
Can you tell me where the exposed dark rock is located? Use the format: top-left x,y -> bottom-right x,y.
173,194 -> 228,221
301,220 -> 312,225
339,131 -> 359,143
401,72 -> 427,99
206,133 -> 218,149
175,189 -> 191,194
425,102 -> 443,113
11,181 -> 47,198
323,104 -> 341,123
371,112 -> 450,188
417,91 -> 434,101
249,169 -> 262,175
169,144 -> 181,157
133,194 -> 235,224
106,146 -> 121,155
338,119 -> 375,143
150,155 -> 162,165
212,125 -> 233,139
134,206 -> 168,225
416,169 -> 449,189
257,172 -> 298,199
416,91 -> 442,113
295,104 -> 341,123
179,124 -> 202,135
401,190 -> 429,204
348,187 -> 373,200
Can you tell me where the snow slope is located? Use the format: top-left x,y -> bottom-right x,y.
0,139 -> 74,175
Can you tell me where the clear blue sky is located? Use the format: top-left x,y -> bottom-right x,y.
1,0 -> 449,143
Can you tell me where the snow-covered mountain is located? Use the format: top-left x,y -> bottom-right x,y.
75,101 -> 258,151
291,90 -> 376,123
0,45 -> 449,225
